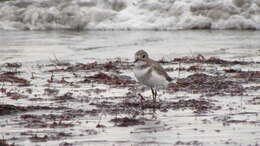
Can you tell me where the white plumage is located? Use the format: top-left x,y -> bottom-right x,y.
133,67 -> 169,88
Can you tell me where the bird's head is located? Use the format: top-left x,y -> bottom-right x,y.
134,50 -> 149,63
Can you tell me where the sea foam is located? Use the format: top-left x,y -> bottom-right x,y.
0,0 -> 260,30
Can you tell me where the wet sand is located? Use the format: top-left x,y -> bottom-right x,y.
0,54 -> 260,146
0,30 -> 260,146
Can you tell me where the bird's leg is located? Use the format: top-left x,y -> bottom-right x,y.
151,87 -> 155,103
154,89 -> 157,103
152,87 -> 157,104
154,89 -> 157,98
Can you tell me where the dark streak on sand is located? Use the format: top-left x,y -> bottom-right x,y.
0,104 -> 68,116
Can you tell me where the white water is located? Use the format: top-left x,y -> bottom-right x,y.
0,0 -> 260,30
1,30 -> 260,64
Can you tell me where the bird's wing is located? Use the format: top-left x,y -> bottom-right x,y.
149,60 -> 173,82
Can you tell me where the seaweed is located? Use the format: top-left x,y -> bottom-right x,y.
82,72 -> 136,86
169,73 -> 244,96
0,72 -> 30,85
110,117 -> 145,127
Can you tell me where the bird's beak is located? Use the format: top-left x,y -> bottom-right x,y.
134,58 -> 138,63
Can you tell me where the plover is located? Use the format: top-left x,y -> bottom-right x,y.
133,50 -> 172,103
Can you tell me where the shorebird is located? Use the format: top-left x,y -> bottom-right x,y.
133,50 -> 172,103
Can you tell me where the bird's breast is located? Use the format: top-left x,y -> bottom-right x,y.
133,66 -> 150,81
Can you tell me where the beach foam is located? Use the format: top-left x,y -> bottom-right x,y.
0,0 -> 260,30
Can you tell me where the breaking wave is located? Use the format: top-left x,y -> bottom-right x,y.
0,0 -> 260,30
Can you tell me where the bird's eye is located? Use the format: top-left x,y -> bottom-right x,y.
142,55 -> 145,58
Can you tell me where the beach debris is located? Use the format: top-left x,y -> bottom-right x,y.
96,124 -> 106,128
53,92 -> 74,102
3,62 -> 22,68
232,71 -> 260,80
0,72 -> 29,85
29,135 -> 48,142
175,140 -> 202,146
82,72 -> 136,85
249,97 -> 260,105
0,104 -> 67,116
110,117 -> 145,127
223,69 -> 242,73
121,98 -> 218,113
20,113 -> 74,128
48,60 -> 132,72
6,91 -> 27,100
169,73 -> 244,96
44,88 -> 59,96
0,138 -> 15,146
173,55 -> 252,65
